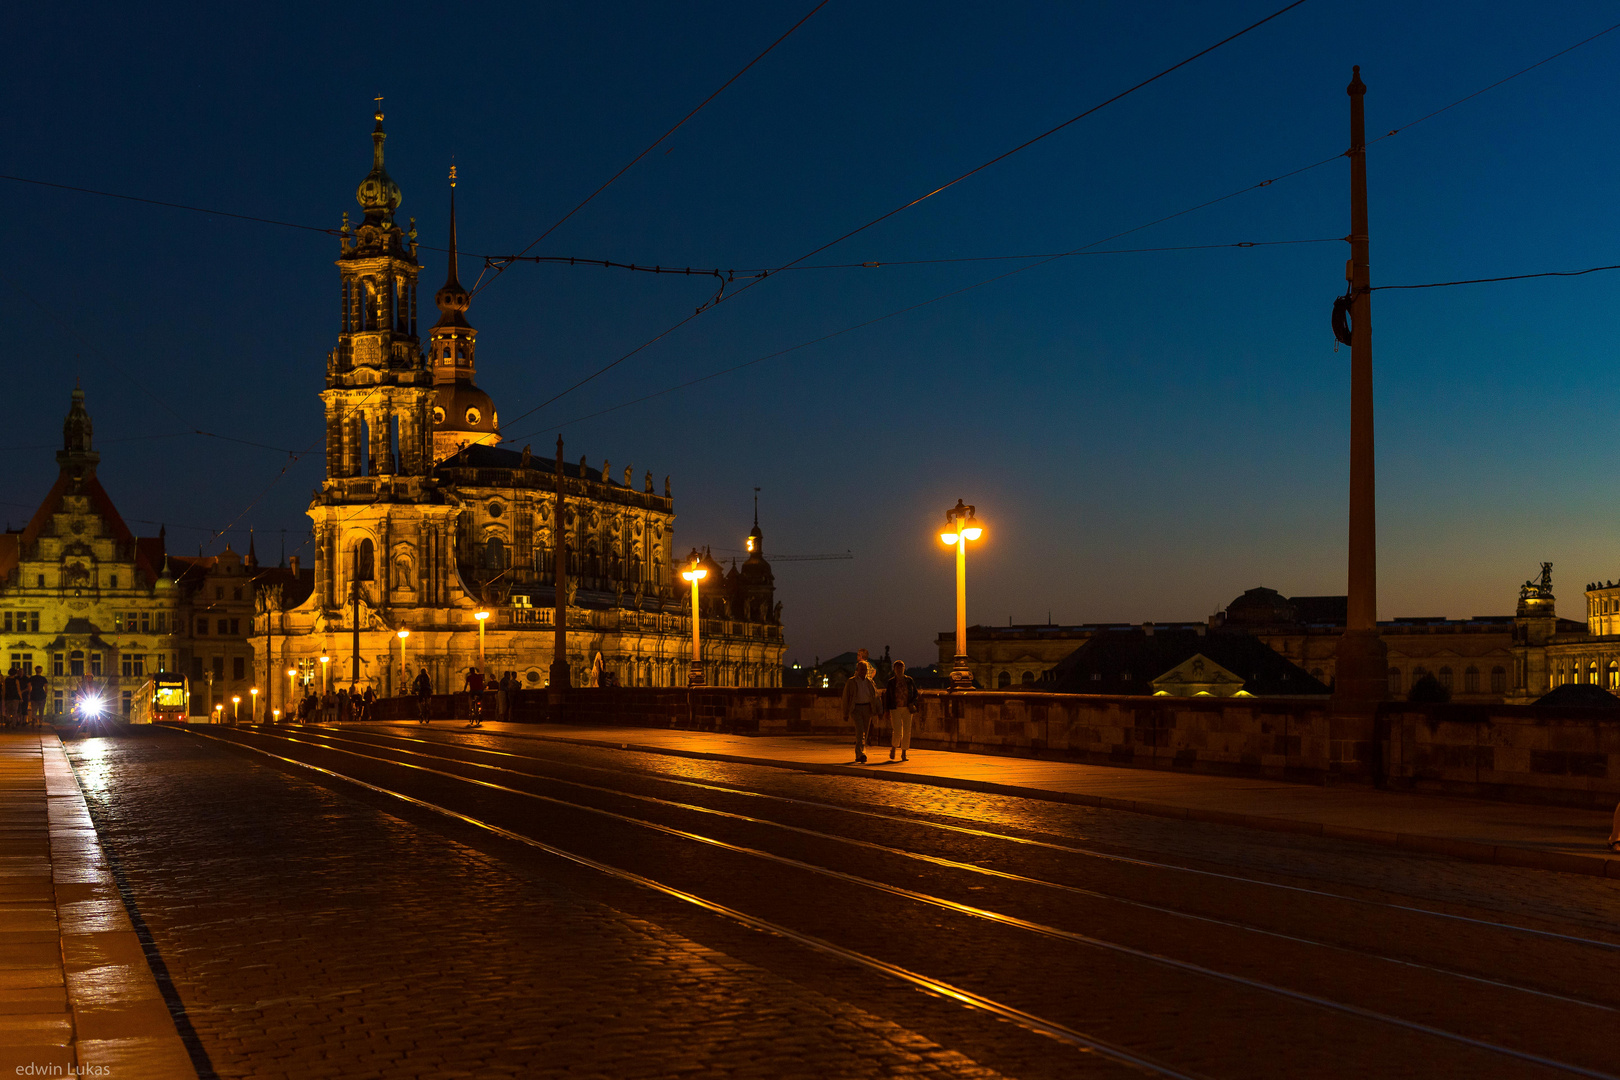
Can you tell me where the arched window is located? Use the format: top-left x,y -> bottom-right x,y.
1438,667 -> 1453,691
997,670 -> 1011,688
1590,661 -> 1600,684
1464,666 -> 1479,694
485,537 -> 505,571
1388,667 -> 1402,695
1020,670 -> 1035,686
354,538 -> 375,581
1609,661 -> 1618,690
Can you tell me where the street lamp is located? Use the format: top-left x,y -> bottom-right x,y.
249,687 -> 258,723
213,702 -> 223,724
319,654 -> 330,693
397,629 -> 410,695
940,499 -> 985,690
473,610 -> 489,673
231,694 -> 241,723
681,550 -> 708,686
287,667 -> 297,714
272,708 -> 281,723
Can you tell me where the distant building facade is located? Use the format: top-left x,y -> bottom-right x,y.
0,389 -> 313,719
256,109 -> 784,708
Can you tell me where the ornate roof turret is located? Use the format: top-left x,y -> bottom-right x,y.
356,101 -> 402,226
434,166 -> 472,330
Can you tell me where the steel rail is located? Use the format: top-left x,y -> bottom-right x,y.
206,726 -> 1620,1080
180,728 -> 1203,1080
334,723 -> 1620,953
270,724 -> 1616,1014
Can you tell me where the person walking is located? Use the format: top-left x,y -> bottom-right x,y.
884,660 -> 919,762
29,667 -> 47,728
840,660 -> 882,764
2,667 -> 19,729
413,669 -> 433,723
360,686 -> 377,723
499,670 -> 517,721
321,688 -> 336,724
464,666 -> 486,727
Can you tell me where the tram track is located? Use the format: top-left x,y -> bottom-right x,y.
346,722 -> 1620,952
250,723 -> 1617,1013
188,724 -> 1620,1080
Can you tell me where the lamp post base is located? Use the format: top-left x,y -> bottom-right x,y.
948,655 -> 974,691
688,661 -> 706,687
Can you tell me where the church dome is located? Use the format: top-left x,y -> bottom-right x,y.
433,384 -> 499,437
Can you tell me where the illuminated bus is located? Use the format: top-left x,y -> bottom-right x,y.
130,675 -> 191,724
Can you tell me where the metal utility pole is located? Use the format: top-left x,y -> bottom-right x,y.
1333,65 -> 1388,708
352,548 -> 362,692
549,435 -> 572,699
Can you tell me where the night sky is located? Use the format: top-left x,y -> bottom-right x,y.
5,1 -> 1619,667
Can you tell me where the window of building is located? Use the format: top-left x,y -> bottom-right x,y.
1491,666 -> 1506,694
1609,662 -> 1618,691
53,653 -> 64,677
1090,672 -> 1102,681
229,619 -> 240,635
486,537 -> 505,570
217,619 -> 228,635
28,612 -> 37,632
1464,666 -> 1479,694
121,691 -> 132,716
90,653 -> 102,677
355,538 -> 375,581
215,587 -> 224,600
1020,670 -> 1035,685
114,613 -> 124,632
1438,667 -> 1453,691
213,656 -> 225,680
4,613 -> 13,632
233,657 -> 245,681
110,574 -> 118,588
1591,661 -> 1600,683
191,656 -> 204,681
196,618 -> 208,635
52,690 -> 62,715
69,651 -> 84,677
1121,672 -> 1132,681
232,587 -> 242,601
140,612 -> 150,632
155,612 -> 166,632
121,656 -> 132,678
35,575 -> 43,588
1388,667 -> 1402,695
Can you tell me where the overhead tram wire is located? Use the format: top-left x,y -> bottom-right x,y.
498,20 -> 1620,436
699,0 -> 1312,315
494,3 -> 1313,434
469,0 -> 832,300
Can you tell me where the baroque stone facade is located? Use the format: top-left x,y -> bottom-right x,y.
255,109 -> 784,711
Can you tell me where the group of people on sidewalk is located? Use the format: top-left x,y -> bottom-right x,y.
839,651 -> 919,765
287,686 -> 377,724
1,665 -> 47,729
407,666 -> 517,727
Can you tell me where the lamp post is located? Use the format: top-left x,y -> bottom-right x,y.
213,703 -> 223,724
287,668 -> 297,717
231,694 -> 241,723
939,499 -> 984,690
272,708 -> 281,723
473,610 -> 489,673
397,629 -> 410,695
681,550 -> 708,686
249,687 -> 258,724
319,654 -> 330,694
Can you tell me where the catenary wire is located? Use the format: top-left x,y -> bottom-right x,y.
470,0 -> 832,299
1373,263 -> 1620,290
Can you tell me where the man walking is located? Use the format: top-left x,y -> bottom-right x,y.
840,660 -> 881,764
884,659 -> 919,762
464,666 -> 486,727
413,669 -> 433,723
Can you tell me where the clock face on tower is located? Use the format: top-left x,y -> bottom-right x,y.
466,407 -> 481,425
432,406 -> 446,424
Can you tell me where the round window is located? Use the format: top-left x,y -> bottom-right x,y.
487,502 -> 504,518
432,406 -> 446,424
466,407 -> 481,425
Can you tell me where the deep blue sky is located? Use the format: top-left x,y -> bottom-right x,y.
5,1 -> 1619,666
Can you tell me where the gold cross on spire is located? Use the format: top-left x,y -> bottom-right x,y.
373,93 -> 384,121
449,163 -> 457,188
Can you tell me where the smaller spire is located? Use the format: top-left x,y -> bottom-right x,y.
434,166 -> 471,326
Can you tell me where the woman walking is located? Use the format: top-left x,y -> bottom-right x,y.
840,660 -> 882,764
884,660 -> 919,762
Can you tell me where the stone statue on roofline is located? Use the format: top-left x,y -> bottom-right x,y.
1521,562 -> 1554,601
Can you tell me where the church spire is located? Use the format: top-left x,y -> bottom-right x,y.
434,165 -> 471,330
57,384 -> 100,483
354,97 -> 403,232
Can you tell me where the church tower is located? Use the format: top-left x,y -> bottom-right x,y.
324,102 -> 434,483
428,167 -> 500,459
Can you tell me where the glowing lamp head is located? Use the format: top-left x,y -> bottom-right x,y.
398,628 -> 410,640
474,610 -> 490,622
287,668 -> 297,677
681,548 -> 707,582
940,530 -> 959,546
250,688 -> 258,697
319,655 -> 330,665
231,695 -> 241,705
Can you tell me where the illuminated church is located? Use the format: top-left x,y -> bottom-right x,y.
255,108 -> 784,708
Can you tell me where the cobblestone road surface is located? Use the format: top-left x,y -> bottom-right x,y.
62,724 -> 1620,1080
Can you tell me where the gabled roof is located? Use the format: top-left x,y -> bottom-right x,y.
4,469 -> 164,587
1048,628 -> 1329,696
